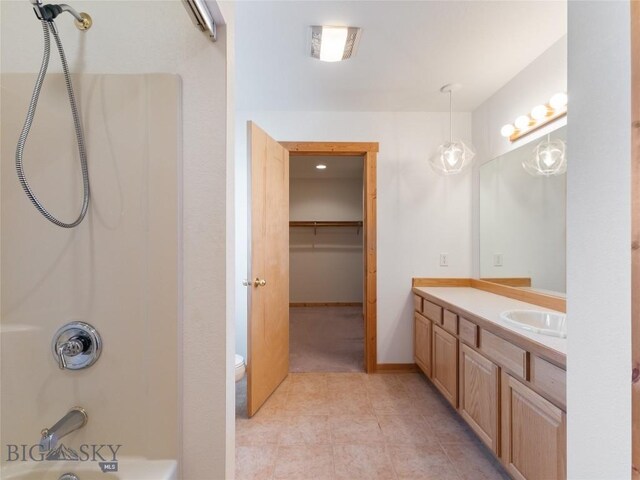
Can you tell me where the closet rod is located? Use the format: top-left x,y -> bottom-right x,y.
289,221 -> 363,235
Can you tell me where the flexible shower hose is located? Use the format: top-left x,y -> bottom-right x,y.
15,19 -> 89,228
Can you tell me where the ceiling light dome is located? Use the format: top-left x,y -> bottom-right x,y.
522,136 -> 567,176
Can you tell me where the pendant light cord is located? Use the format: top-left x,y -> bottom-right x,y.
449,90 -> 453,143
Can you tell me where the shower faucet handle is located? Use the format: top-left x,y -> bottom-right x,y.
55,336 -> 86,369
52,322 -> 102,371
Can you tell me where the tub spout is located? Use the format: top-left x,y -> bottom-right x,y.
39,407 -> 88,453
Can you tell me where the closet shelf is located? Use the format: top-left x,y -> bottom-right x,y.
289,221 -> 363,235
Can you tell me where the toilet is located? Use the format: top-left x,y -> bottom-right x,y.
235,354 -> 246,382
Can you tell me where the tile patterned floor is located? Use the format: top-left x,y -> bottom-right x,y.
235,372 -> 511,480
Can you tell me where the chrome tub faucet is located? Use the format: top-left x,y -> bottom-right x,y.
39,407 -> 88,453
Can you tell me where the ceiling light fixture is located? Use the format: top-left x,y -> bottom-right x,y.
316,164 -> 327,170
522,134 -> 567,176
429,84 -> 475,176
311,26 -> 362,62
501,92 -> 568,142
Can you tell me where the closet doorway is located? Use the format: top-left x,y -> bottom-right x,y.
289,155 -> 364,373
282,141 -> 378,377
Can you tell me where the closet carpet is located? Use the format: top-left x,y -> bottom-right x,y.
289,306 -> 364,373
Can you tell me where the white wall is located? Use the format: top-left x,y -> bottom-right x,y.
290,177 -> 363,303
0,1 -> 233,477
236,111 -> 473,362
567,1 -> 631,477
472,37 -> 567,278
479,127 -> 566,293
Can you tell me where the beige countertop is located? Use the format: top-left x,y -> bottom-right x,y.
413,286 -> 567,358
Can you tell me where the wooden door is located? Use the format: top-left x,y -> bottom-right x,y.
432,324 -> 458,407
501,372 -> 566,480
414,312 -> 432,378
459,345 -> 499,454
247,122 -> 290,417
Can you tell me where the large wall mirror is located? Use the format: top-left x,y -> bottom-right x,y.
479,126 -> 566,296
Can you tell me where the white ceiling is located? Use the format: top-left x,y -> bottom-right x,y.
236,1 -> 567,112
290,155 -> 363,179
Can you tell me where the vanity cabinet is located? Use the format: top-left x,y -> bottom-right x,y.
414,312 -> 432,378
432,324 -> 458,407
459,344 -> 499,454
501,372 -> 566,480
412,289 -> 567,480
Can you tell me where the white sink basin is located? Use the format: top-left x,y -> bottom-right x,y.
500,310 -> 567,338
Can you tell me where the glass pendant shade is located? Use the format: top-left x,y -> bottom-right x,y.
430,84 -> 475,175
429,140 -> 475,175
522,136 -> 567,176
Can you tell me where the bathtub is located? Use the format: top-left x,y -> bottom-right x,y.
0,457 -> 178,480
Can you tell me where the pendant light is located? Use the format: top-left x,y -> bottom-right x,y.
429,84 -> 475,175
522,134 -> 567,176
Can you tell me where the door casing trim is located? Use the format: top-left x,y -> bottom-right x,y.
282,141 -> 379,373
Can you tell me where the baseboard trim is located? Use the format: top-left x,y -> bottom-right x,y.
290,302 -> 363,308
375,363 -> 419,373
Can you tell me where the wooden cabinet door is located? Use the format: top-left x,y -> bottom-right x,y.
459,345 -> 499,454
414,312 -> 432,378
432,324 -> 458,407
501,372 -> 566,480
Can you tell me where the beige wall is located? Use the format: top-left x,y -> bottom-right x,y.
0,73 -> 179,458
290,177 -> 363,303
1,1 -> 234,477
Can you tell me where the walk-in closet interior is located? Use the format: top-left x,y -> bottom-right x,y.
289,155 -> 364,372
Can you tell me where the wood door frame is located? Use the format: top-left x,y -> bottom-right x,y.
631,0 -> 639,475
281,141 -> 378,373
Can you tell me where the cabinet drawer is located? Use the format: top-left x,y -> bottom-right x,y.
413,295 -> 423,312
480,330 -> 527,379
422,299 -> 443,324
530,356 -> 566,409
459,317 -> 478,347
443,310 -> 458,335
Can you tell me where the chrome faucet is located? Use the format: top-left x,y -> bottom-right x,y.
39,407 -> 88,453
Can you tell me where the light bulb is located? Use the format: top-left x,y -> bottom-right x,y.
514,115 -> 532,130
523,138 -> 567,176
316,164 -> 327,170
549,92 -> 568,110
500,124 -> 515,137
443,144 -> 462,167
429,141 -> 475,175
531,105 -> 549,121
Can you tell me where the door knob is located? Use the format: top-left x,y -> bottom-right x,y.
254,278 -> 266,287
242,279 -> 250,287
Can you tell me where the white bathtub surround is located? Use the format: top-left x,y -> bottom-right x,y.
1,73 -> 179,457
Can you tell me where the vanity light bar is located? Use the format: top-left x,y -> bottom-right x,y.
501,92 -> 567,142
